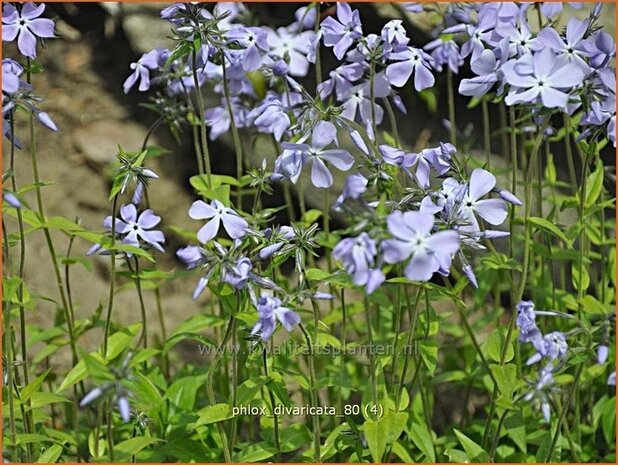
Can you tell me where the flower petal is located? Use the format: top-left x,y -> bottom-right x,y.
189,200 -> 216,220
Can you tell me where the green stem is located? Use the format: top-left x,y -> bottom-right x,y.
26,61 -> 78,370
190,49 -> 212,183
221,58 -> 245,208
262,347 -> 282,461
364,298 -> 379,420
545,362 -> 586,462
103,196 -> 119,358
396,286 -> 423,410
481,98 -> 491,168
299,322 -> 321,462
446,69 -> 457,146
563,114 -> 578,190
513,118 -> 550,304
132,256 -> 148,349
369,59 -> 378,142
313,2 -> 322,87
206,315 -> 234,462
383,97 -> 400,147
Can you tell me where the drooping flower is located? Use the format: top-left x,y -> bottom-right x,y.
317,62 -> 365,101
502,48 -> 586,110
2,3 -> 55,58
251,295 -> 300,341
334,173 -> 368,210
188,199 -> 248,243
279,121 -> 354,188
205,97 -> 249,140
458,49 -> 503,98
2,58 -> 23,95
526,331 -> 568,366
223,257 -> 252,289
382,210 -> 460,281
248,92 -> 292,141
597,344 -> 609,364
123,48 -> 167,94
333,233 -> 384,294
424,38 -> 462,74
320,2 -> 363,60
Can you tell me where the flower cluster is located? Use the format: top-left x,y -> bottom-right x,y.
447,2 -> 615,145
515,301 -> 570,421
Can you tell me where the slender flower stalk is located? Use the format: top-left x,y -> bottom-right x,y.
221,58 -> 245,208
190,49 -> 212,183
299,322 -> 321,462
103,196 -> 119,358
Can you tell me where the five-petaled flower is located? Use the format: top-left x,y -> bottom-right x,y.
2,3 -> 55,58
188,199 -> 248,243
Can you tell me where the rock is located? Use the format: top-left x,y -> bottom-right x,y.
73,119 -> 152,166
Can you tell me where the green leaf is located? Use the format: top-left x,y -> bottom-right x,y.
480,252 -> 522,272
419,341 -> 438,376
302,209 -> 323,225
37,444 -> 63,463
195,403 -> 233,426
305,268 -> 330,281
528,217 -> 572,247
279,424 -> 312,453
483,329 -> 514,363
572,263 -> 590,292
545,153 -> 557,185
114,437 -> 161,457
364,411 -> 407,462
585,162 -> 604,209
408,423 -> 436,461
29,392 -> 70,409
453,429 -> 489,462
489,363 -> 517,401
20,369 -> 50,402
233,443 -> 275,462
236,377 -> 268,404
56,360 -> 87,392
504,411 -> 526,453
601,396 -> 616,446
105,326 -> 139,361
163,331 -> 216,355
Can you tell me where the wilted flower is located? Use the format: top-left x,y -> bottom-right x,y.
251,295 -> 300,341
333,233 -> 384,294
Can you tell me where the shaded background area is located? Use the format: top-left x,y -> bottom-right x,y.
2,1 -> 615,386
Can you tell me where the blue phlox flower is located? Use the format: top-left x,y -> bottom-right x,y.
188,199 -> 249,243
320,2 -> 363,60
251,295 -> 300,341
502,48 -> 586,110
333,232 -> 384,294
382,210 -> 460,282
